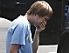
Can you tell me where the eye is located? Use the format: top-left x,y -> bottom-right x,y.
45,18 -> 47,21
44,18 -> 47,21
44,17 -> 49,21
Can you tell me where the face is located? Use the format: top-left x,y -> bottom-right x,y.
34,15 -> 49,28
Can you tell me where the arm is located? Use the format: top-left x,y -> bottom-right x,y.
32,30 -> 40,53
9,24 -> 26,53
32,20 -> 46,53
9,44 -> 20,53
32,27 -> 45,53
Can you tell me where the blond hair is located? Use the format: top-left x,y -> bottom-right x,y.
27,1 -> 53,17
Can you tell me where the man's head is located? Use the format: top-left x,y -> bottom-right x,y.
27,1 -> 53,18
26,1 -> 53,28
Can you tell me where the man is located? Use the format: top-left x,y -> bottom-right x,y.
6,1 -> 53,53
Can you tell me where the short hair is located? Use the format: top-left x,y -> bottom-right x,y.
27,1 -> 53,17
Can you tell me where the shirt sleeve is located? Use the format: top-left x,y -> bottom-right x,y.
11,24 -> 27,45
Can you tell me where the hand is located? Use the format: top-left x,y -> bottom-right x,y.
35,22 -> 46,33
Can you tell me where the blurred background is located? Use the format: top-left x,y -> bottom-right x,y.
0,0 -> 69,53
0,0 -> 68,45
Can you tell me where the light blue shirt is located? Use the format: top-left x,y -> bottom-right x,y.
6,15 -> 33,53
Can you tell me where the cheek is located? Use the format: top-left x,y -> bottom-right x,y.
35,21 -> 40,26
37,20 -> 41,24
35,19 -> 42,26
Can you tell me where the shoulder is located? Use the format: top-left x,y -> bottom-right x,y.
9,15 -> 30,31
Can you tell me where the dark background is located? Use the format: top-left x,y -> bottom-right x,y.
0,0 -> 67,45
